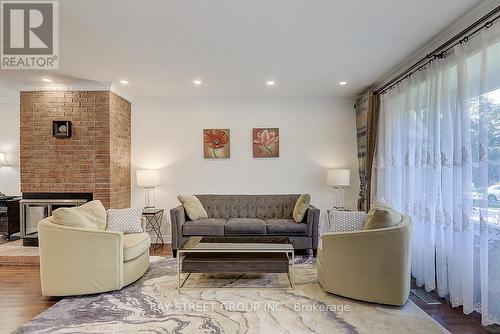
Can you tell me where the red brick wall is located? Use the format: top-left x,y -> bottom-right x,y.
20,91 -> 131,208
109,92 -> 131,208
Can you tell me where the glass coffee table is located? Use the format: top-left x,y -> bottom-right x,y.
177,236 -> 295,289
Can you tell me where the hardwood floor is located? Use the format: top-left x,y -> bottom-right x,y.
0,243 -> 172,334
0,265 -> 59,334
0,242 -> 495,334
149,243 -> 172,257
409,280 -> 498,334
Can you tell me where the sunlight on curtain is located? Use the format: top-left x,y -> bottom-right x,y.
372,24 -> 500,326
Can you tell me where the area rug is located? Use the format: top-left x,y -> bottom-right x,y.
14,257 -> 448,333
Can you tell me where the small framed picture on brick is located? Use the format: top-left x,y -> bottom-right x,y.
53,121 -> 72,138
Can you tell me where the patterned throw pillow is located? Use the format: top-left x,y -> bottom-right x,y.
328,210 -> 367,232
106,208 -> 143,233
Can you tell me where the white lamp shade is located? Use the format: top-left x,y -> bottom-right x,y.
327,169 -> 350,187
0,153 -> 8,166
136,169 -> 160,187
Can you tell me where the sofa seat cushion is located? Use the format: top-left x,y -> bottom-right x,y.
123,232 -> 151,262
266,219 -> 308,235
123,251 -> 150,286
183,219 -> 227,236
225,218 -> 266,235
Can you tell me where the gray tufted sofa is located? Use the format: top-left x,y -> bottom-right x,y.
170,194 -> 320,257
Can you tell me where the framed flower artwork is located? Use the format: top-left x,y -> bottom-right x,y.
253,128 -> 279,158
203,129 -> 230,158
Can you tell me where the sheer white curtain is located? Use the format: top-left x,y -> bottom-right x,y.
373,25 -> 500,326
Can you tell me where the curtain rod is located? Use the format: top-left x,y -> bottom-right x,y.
376,5 -> 500,95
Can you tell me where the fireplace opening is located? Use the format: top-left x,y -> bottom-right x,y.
20,192 -> 93,246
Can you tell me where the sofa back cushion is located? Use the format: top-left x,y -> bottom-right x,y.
195,194 -> 300,220
52,200 -> 106,230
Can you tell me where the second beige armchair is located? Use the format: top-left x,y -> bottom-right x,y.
318,206 -> 411,306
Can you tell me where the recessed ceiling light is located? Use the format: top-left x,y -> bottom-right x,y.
193,80 -> 202,86
120,80 -> 129,84
42,78 -> 52,82
339,81 -> 347,86
266,80 -> 275,86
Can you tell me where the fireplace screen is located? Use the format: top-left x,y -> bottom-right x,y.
20,199 -> 88,246
23,204 -> 48,237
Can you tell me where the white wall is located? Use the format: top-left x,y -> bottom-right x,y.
0,101 -> 21,196
0,95 -> 361,241
131,96 -> 360,239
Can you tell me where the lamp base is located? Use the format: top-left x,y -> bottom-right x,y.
144,187 -> 156,209
332,187 -> 345,210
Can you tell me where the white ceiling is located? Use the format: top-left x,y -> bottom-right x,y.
0,0 -> 482,99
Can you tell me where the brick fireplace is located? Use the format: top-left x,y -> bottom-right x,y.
20,91 -> 131,209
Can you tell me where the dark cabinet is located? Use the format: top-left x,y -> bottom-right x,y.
0,197 -> 21,240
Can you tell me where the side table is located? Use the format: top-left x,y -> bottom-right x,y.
142,209 -> 165,249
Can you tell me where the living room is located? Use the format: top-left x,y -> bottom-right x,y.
0,0 -> 499,333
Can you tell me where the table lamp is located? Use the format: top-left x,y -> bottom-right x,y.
327,169 -> 350,209
137,169 -> 160,209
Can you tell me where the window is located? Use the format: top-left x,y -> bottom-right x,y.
470,88 -> 500,226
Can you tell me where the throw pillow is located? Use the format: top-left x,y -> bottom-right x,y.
177,195 -> 208,220
365,202 -> 386,221
106,208 -> 144,233
364,206 -> 402,230
292,193 -> 311,223
328,210 -> 366,232
52,200 -> 106,230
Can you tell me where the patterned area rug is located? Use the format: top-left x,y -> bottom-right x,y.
15,257 -> 448,333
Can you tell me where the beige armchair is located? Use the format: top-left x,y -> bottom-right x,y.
317,210 -> 411,306
38,216 -> 150,296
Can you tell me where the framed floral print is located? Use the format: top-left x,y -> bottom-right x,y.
203,129 -> 230,158
253,128 -> 279,158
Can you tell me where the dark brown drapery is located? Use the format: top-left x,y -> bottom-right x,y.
354,90 -> 379,212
